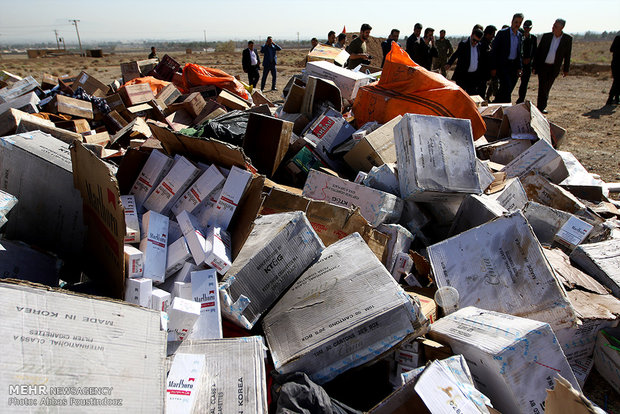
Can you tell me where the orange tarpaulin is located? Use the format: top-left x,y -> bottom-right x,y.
123,76 -> 171,96
353,42 -> 486,139
182,63 -> 249,100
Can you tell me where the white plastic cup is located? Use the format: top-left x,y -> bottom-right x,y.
434,286 -> 460,315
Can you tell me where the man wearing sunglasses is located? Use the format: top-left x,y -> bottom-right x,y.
491,13 -> 525,103
445,28 -> 484,95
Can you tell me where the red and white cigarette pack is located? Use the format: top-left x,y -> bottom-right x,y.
130,150 -> 173,209
204,227 -> 232,274
190,269 -> 222,339
210,166 -> 252,230
143,156 -> 201,215
167,297 -> 201,342
151,288 -> 171,312
139,210 -> 169,283
124,277 -> 152,307
124,244 -> 144,278
170,165 -> 225,217
176,210 -> 208,265
166,236 -> 192,277
120,195 -> 140,243
166,353 -> 205,414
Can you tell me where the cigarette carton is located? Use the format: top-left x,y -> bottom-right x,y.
151,288 -> 171,312
120,195 -> 140,243
130,150 -> 174,209
143,155 -> 201,215
139,210 -> 169,283
172,281 -> 193,301
377,224 -> 414,273
190,269 -> 222,339
167,297 -> 201,342
220,211 -> 324,329
176,211 -> 208,265
204,227 -> 232,274
124,244 -> 144,278
170,164 -> 225,217
210,166 -> 252,230
166,353 -> 205,413
166,236 -> 192,277
124,277 -> 152,307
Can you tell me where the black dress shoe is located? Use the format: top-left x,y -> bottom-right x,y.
541,109 -> 548,114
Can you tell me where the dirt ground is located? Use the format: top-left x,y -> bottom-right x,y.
1,38 -> 619,409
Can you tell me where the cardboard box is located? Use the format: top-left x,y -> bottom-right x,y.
0,131 -> 87,259
124,277 -> 152,307
487,177 -> 527,212
169,92 -> 206,118
121,61 -> 141,83
204,227 -> 232,274
120,195 -> 140,243
395,113 -> 483,202
176,336 -> 268,413
190,269 -> 222,339
216,89 -> 250,110
0,76 -> 39,102
0,281 -> 166,412
71,71 -> 110,97
593,327 -> 620,394
243,113 -> 292,177
170,164 -> 225,217
344,115 -> 401,173
220,211 -> 325,329
124,244 -> 144,278
130,149 -> 174,209
302,169 -> 403,226
305,60 -> 371,101
143,155 -> 201,215
166,236 -> 192,277
167,297 -> 201,342
0,91 -> 40,115
155,83 -> 182,107
151,288 -> 171,312
503,101 -> 552,144
362,163 -> 400,196
300,76 -> 342,118
448,194 -> 507,237
427,211 -> 577,331
570,239 -> 620,298
392,252 -> 414,280
0,108 -> 54,137
501,138 -> 569,184
306,44 -> 350,67
15,117 -> 83,145
429,306 -> 580,414
0,238 -> 61,286
166,353 -> 205,413
139,210 -> 169,283
45,94 -> 94,119
119,83 -> 154,106
377,224 -> 414,273
477,138 -> 532,165
303,108 -> 355,170
263,233 -> 429,384
210,166 -> 252,230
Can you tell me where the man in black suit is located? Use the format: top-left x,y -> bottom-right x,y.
516,20 -> 537,103
491,13 -> 524,103
242,41 -> 261,88
606,35 -> 619,105
406,23 -> 423,63
445,28 -> 484,95
417,28 -> 439,70
533,19 -> 572,113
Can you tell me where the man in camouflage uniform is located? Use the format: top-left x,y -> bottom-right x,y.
434,30 -> 453,77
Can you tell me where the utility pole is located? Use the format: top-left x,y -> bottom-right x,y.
54,30 -> 60,50
203,29 -> 207,50
69,19 -> 83,56
297,32 -> 300,47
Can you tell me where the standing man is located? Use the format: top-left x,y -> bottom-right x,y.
479,25 -> 497,98
406,23 -> 423,62
381,29 -> 400,67
260,36 -> 282,91
434,30 -> 454,76
417,28 -> 438,70
346,23 -> 373,69
148,46 -> 158,60
242,41 -> 260,88
326,31 -> 336,47
491,13 -> 524,103
607,35 -> 620,105
445,28 -> 484,95
516,20 -> 537,103
533,18 -> 572,113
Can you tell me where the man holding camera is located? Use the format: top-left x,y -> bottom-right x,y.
347,23 -> 373,69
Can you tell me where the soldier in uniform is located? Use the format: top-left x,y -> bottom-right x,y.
434,30 -> 454,77
517,20 -> 538,103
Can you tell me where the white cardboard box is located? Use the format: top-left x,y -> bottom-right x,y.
151,288 -> 171,312
427,211 -> 577,331
190,269 -> 222,339
302,169 -> 403,226
166,236 -> 192,277
262,233 -> 429,384
429,306 -> 580,414
0,91 -> 40,115
166,353 -> 205,413
593,327 -> 620,394
167,297 -> 201,342
124,277 -> 152,307
362,163 -> 400,196
139,210 -> 169,283
143,155 -> 201,215
210,166 -> 252,230
487,177 -> 528,212
204,227 -> 232,274
501,139 -> 569,184
220,211 -> 325,329
570,239 -> 620,298
120,195 -> 140,243
129,149 -> 174,209
177,336 -> 268,414
305,60 -> 371,101
448,194 -> 507,237
0,281 -> 166,413
170,164 -> 225,217
124,244 -> 144,278
377,224 -> 414,273
394,114 -> 483,201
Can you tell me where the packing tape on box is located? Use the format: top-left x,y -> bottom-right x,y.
0,137 -> 16,148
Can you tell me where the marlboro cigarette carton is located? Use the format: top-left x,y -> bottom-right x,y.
166,353 -> 205,413
143,156 -> 201,215
139,210 -> 169,283
166,236 -> 192,277
124,277 -> 152,307
168,297 -> 201,342
124,244 -> 144,278
130,150 -> 173,209
190,269 -> 222,339
151,288 -> 171,312
172,281 -> 193,301
210,166 -> 252,230
204,227 -> 232,274
170,164 -> 225,217
176,211 -> 208,265
120,195 -> 140,243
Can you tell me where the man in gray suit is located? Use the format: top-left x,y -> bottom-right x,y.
533,19 -> 572,113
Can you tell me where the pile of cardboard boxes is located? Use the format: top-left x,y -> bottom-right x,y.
1,47 -> 619,413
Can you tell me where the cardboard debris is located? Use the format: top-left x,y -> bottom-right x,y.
502,139 -> 569,184
545,375 -> 605,414
263,233 -> 429,384
220,211 -> 324,329
570,239 -> 620,298
305,60 -> 371,101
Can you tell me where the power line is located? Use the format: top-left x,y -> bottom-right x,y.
69,19 -> 83,56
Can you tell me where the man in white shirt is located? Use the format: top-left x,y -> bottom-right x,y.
533,19 -> 572,113
242,41 -> 261,88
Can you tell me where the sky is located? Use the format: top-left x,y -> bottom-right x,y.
1,0 -> 619,45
